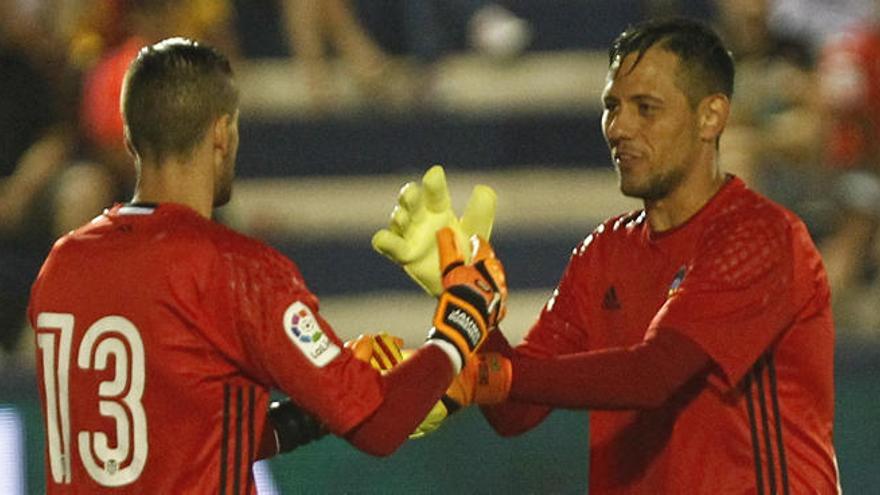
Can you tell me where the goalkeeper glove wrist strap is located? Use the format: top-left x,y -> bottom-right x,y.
268,400 -> 328,454
429,287 -> 490,366
440,394 -> 463,415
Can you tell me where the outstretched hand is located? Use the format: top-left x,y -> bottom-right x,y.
372,165 -> 496,295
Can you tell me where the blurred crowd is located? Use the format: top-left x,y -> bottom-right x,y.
1,0 -> 879,364
0,0 -> 239,366
715,0 -> 880,338
0,0 -> 534,364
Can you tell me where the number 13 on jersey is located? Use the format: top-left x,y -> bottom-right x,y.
35,312 -> 148,487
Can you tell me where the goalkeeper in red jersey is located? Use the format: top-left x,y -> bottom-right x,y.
373,17 -> 840,494
27,37 -> 506,494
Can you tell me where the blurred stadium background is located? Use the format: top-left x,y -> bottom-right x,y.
1,0 -> 879,493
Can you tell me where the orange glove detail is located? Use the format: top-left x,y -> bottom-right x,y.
445,352 -> 512,409
409,351 -> 512,438
428,227 -> 507,371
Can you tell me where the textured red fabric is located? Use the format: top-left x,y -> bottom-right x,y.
29,202 -> 439,493
483,177 -> 838,494
345,345 -> 453,456
509,330 -> 710,409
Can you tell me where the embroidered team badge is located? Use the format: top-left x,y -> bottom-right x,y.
602,286 -> 621,310
283,301 -> 340,367
668,265 -> 688,297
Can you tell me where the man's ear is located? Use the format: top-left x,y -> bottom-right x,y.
212,113 -> 232,156
125,133 -> 137,158
123,128 -> 137,159
698,94 -> 730,142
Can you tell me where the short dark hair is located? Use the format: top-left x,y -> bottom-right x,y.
121,37 -> 239,162
608,17 -> 734,107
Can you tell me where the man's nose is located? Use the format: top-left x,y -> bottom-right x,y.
603,107 -> 635,143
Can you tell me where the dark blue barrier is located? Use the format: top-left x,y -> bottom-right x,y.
236,113 -> 606,178
273,232 -> 578,296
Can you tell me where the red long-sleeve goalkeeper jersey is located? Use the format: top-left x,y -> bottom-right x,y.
28,203 -> 385,494
492,176 -> 840,493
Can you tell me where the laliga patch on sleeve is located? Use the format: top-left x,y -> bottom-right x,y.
283,301 -> 341,367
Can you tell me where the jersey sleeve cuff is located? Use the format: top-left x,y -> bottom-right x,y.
424,339 -> 463,374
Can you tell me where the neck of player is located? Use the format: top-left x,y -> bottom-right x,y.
131,142 -> 217,219
130,116 -> 234,219
644,157 -> 726,233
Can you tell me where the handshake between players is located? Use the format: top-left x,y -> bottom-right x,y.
363,165 -> 513,437
269,164 -> 509,455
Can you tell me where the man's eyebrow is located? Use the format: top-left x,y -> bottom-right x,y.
629,94 -> 664,104
601,93 -> 665,107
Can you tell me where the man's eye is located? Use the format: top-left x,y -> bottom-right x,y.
603,101 -> 618,112
639,103 -> 658,115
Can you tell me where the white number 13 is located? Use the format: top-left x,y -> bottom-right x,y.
36,312 -> 148,487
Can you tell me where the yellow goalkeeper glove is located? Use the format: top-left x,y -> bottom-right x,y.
372,164 -> 497,296
345,332 -> 404,373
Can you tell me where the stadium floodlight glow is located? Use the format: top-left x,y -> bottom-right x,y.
0,406 -> 25,495
253,460 -> 279,495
